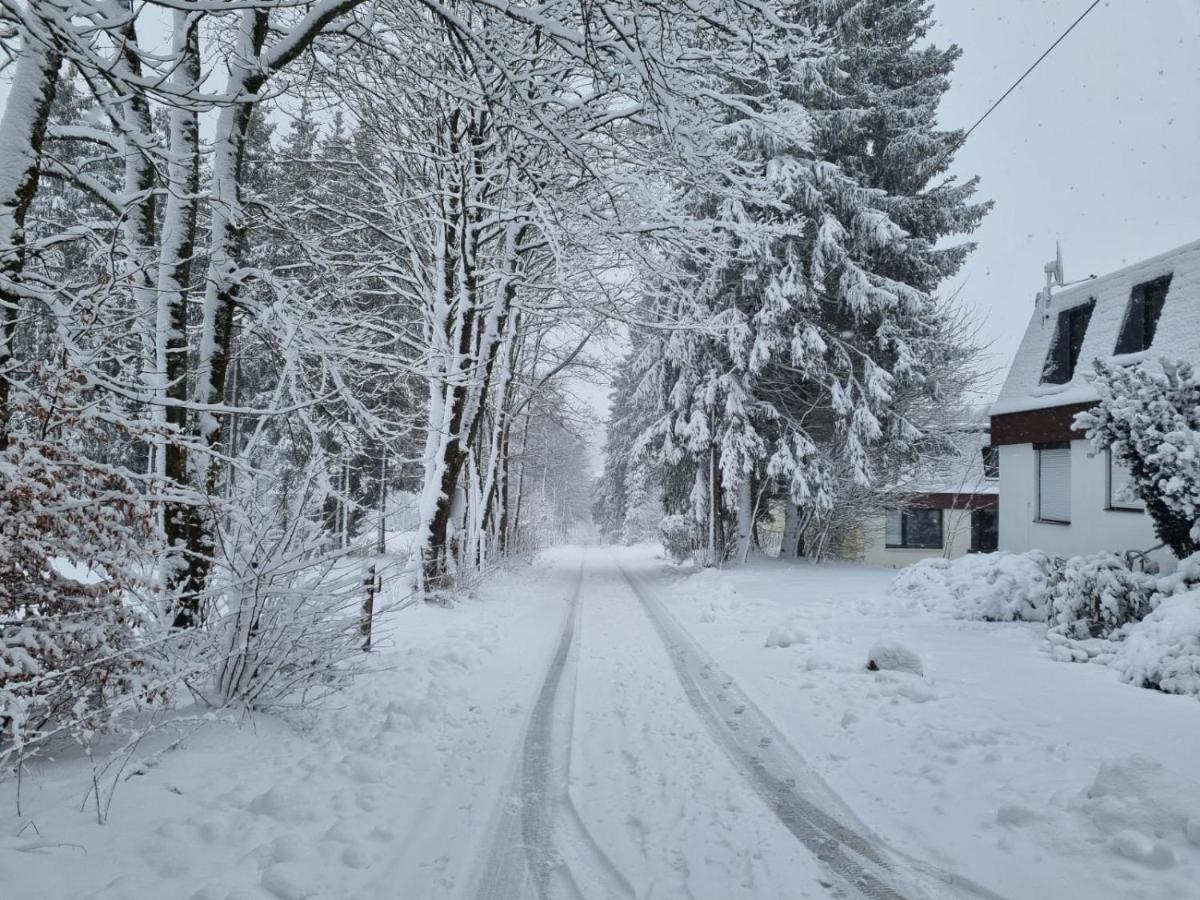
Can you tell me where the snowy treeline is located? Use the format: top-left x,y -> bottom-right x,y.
595,0 -> 990,562
1,1 -> 892,768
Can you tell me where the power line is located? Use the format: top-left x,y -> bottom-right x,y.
958,0 -> 1105,147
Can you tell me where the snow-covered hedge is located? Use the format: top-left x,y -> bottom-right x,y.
1045,553 -> 1161,639
1046,552 -> 1200,640
890,549 -> 1200,640
1110,592 -> 1200,696
887,552 -> 1053,622
893,548 -> 1200,698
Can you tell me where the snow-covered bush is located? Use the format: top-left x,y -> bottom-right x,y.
197,481 -> 369,710
658,514 -> 697,565
888,551 -> 1053,622
1,398 -> 165,767
1046,553 -> 1162,639
1046,552 -> 1200,639
1110,592 -> 1200,696
1078,358 -> 1200,559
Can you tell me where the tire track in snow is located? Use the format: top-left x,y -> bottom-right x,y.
475,560 -> 634,900
616,558 -> 1009,900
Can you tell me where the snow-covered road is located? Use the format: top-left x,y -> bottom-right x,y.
454,549 -> 996,899
6,545 -> 1200,900
471,551 -> 841,900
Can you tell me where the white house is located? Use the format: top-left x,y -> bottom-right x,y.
990,238 -> 1200,566
851,422 -> 999,568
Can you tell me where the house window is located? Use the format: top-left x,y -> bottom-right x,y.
1036,442 -> 1071,523
971,508 -> 998,553
981,446 -> 999,480
1107,451 -> 1145,511
1115,275 -> 1172,355
885,508 -> 944,549
1041,300 -> 1095,385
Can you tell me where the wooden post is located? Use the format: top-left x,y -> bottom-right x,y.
361,564 -> 377,652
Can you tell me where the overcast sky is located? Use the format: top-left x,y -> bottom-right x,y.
929,0 -> 1200,395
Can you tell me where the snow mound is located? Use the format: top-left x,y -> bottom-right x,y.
1110,829 -> 1176,868
1110,590 -> 1200,696
765,618 -> 809,648
996,803 -> 1044,827
1072,755 -> 1200,855
677,568 -> 742,623
866,639 -> 923,676
887,552 -> 1051,622
1187,818 -> 1200,847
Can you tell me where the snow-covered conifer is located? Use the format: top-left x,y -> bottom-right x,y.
606,0 -> 987,562
1079,358 -> 1200,559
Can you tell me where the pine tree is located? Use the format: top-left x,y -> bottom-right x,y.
605,0 -> 987,562
819,0 -> 989,289
1079,359 -> 1200,560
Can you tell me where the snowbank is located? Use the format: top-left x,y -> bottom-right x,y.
1110,591 -> 1200,695
764,617 -> 809,648
887,551 -> 1052,622
1066,754 -> 1200,868
674,567 -> 745,623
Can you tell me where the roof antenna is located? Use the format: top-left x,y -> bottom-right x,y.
1041,241 -> 1064,313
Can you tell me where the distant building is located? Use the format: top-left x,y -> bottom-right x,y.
990,239 -> 1200,565
850,420 -> 999,568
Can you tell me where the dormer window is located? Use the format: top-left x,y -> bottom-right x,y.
1041,300 -> 1095,385
1115,275 -> 1172,355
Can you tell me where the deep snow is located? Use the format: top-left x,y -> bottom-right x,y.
655,550 -> 1200,900
5,545 -> 1200,899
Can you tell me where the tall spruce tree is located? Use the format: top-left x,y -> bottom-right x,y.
601,0 -> 988,562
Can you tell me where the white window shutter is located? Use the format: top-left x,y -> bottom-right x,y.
1038,447 -> 1071,522
885,510 -> 902,545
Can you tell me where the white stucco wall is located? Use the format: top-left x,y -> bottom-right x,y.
855,508 -> 975,568
997,441 -> 1170,566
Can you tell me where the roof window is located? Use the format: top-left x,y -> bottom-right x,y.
1041,299 -> 1095,385
1115,275 -> 1172,355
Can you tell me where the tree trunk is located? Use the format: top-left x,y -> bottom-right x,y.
158,12 -> 203,613
734,474 -> 754,565
780,498 -> 805,560
174,9 -> 269,628
0,32 -> 61,450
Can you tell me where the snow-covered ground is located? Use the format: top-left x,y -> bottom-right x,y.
652,549 -> 1200,900
1,557 -> 575,900
5,545 -> 1200,899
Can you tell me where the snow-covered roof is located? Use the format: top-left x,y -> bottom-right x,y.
894,421 -> 998,497
992,239 -> 1200,416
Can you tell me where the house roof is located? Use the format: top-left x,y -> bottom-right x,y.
991,238 -> 1200,416
893,420 -> 999,497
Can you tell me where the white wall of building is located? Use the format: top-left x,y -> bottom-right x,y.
855,508 -> 975,568
997,441 -> 1170,565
